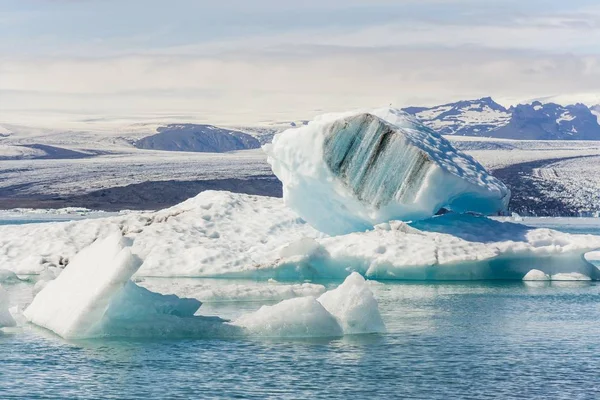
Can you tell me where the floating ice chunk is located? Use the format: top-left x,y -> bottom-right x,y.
23,231 -> 383,339
551,272 -> 591,281
0,285 -> 16,328
317,272 -> 385,334
266,108 -> 510,235
233,296 -> 343,338
233,273 -> 384,337
24,232 -> 235,339
24,232 -> 143,338
523,269 -> 550,281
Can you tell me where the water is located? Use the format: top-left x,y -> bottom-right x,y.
2,218 -> 600,399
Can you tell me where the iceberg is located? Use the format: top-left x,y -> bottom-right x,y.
24,233 -> 384,339
265,108 -> 510,235
233,296 -> 344,337
0,284 -> 16,328
23,232 -> 218,339
316,272 -> 385,335
234,272 -> 385,337
2,191 -> 599,281
265,214 -> 600,281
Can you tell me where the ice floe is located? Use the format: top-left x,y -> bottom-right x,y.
23,233 -> 384,339
265,108 -> 510,235
2,192 -> 600,282
264,214 -> 600,281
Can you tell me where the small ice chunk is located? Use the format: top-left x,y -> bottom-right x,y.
523,269 -> 550,281
233,296 -> 343,338
233,273 -> 385,337
551,272 -> 591,281
0,285 -> 16,328
317,272 -> 385,334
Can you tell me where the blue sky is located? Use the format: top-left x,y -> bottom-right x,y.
1,0 -> 600,127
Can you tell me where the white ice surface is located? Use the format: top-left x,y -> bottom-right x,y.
233,296 -> 344,337
266,108 -> 509,235
2,192 -> 600,281
138,278 -> 326,303
317,272 -> 385,335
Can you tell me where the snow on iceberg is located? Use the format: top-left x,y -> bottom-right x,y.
3,191 -> 600,281
0,284 -> 16,328
233,272 -> 385,337
0,191 -> 319,276
265,108 -> 510,235
263,214 -> 600,281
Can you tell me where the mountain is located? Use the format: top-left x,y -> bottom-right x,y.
592,105 -> 600,124
493,102 -> 600,140
134,124 -> 261,153
403,98 -> 600,140
402,97 -> 511,136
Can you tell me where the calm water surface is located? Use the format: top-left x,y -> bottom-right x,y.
1,219 -> 599,399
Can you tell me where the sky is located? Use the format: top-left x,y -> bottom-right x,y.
1,0 -> 600,128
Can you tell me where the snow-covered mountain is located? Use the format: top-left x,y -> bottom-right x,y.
134,124 -> 261,153
402,97 -> 511,136
592,105 -> 600,124
403,98 -> 600,140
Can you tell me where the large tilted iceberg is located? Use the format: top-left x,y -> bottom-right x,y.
265,108 -> 510,235
24,233 -> 384,339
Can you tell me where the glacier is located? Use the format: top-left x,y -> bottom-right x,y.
265,108 -> 510,235
23,232 -> 384,339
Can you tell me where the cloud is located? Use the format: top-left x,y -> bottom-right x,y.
2,46 -> 599,127
0,0 -> 599,128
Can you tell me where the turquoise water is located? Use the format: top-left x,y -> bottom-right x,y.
1,219 -> 600,399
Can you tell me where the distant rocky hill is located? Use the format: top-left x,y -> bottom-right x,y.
403,98 -> 600,140
134,124 -> 261,153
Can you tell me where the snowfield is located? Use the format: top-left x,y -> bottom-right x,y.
449,137 -> 600,170
0,149 -> 271,197
528,156 -> 600,215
